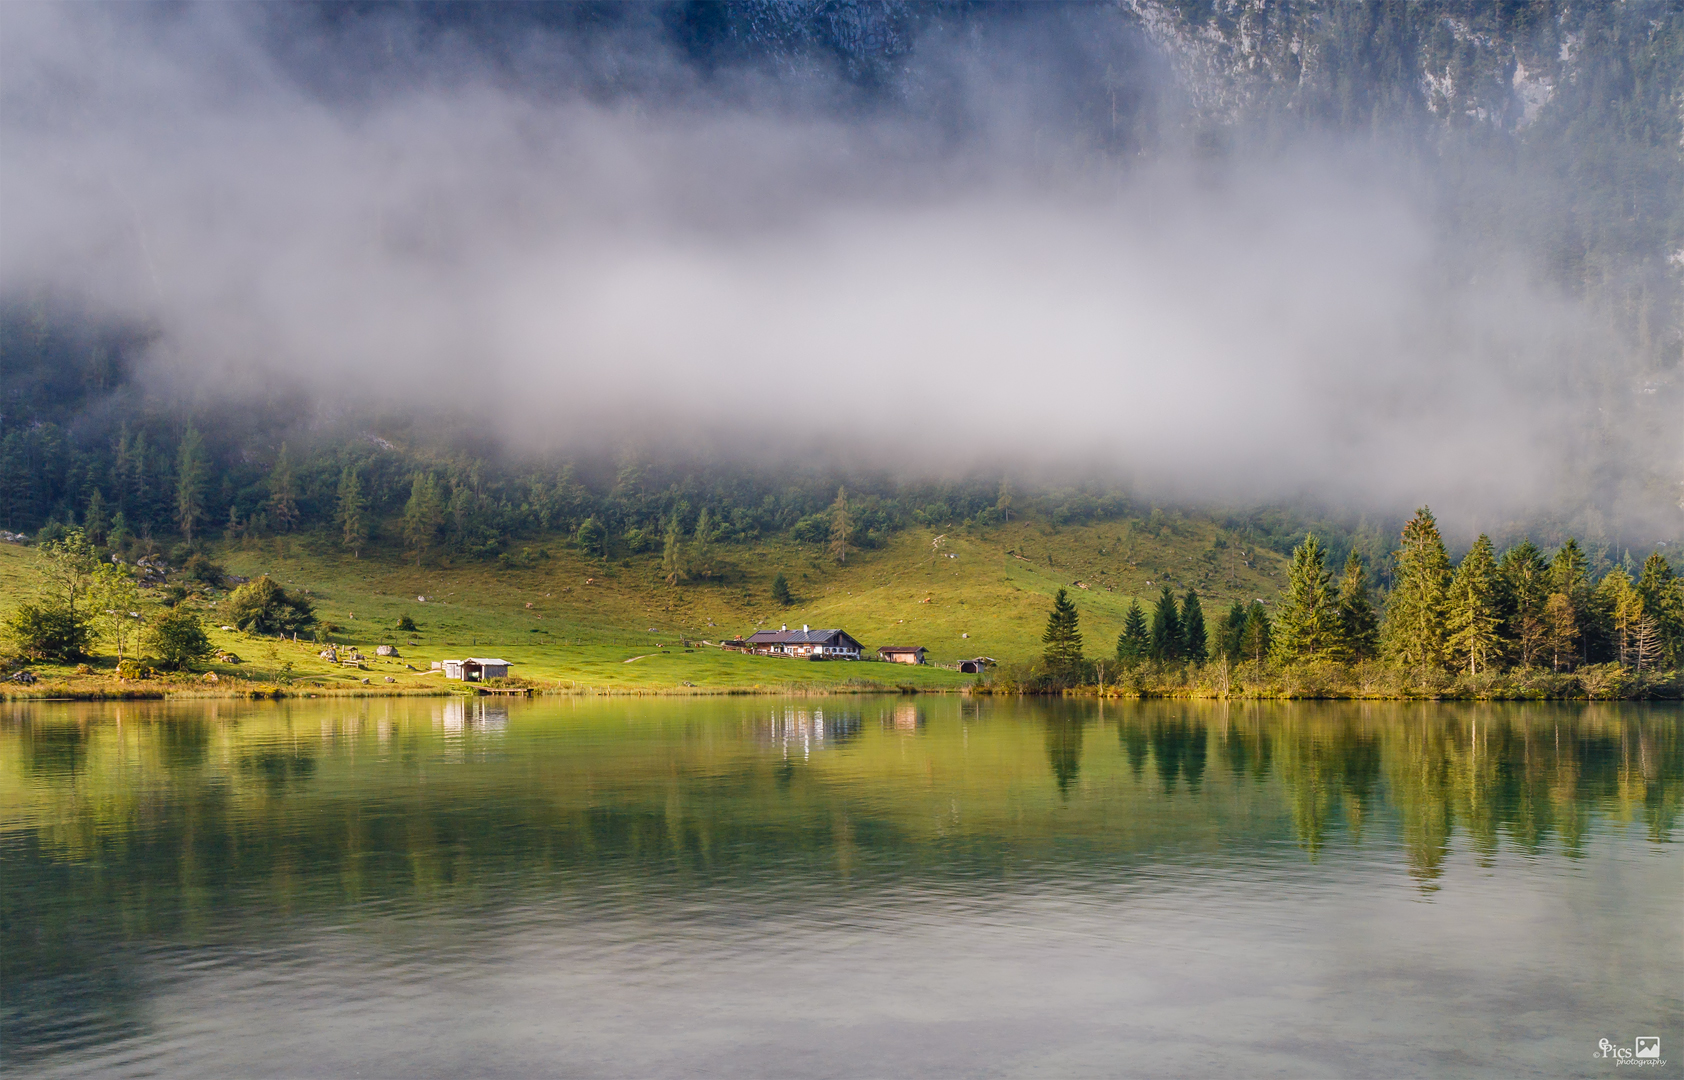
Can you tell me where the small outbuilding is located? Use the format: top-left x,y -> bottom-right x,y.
442,657 -> 511,682
878,646 -> 927,665
958,656 -> 996,674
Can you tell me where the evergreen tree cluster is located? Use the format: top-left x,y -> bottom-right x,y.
1260,509 -> 1684,675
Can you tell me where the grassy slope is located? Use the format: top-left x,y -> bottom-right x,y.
0,513 -> 1288,692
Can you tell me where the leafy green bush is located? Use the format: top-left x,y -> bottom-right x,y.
143,608 -> 214,670
226,575 -> 316,635
182,553 -> 226,587
3,601 -> 92,660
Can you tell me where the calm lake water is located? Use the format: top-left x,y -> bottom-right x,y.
2,696 -> 1679,1078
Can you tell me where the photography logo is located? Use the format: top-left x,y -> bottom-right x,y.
1598,1037 -> 1665,1068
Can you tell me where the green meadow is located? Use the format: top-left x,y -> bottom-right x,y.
0,513 -> 1288,695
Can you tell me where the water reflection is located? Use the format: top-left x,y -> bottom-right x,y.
1044,716 -> 1084,796
1,698 -> 1679,1077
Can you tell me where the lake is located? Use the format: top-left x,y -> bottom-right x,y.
3,697 -> 1679,1078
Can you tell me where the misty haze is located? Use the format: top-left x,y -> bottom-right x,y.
2,4 -> 1681,1078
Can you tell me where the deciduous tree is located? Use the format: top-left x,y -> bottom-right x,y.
144,607 -> 213,670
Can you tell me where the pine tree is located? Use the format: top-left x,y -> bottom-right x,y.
1149,584 -> 1183,663
1181,589 -> 1208,666
1219,599 -> 1248,663
662,516 -> 687,586
1241,601 -> 1272,665
269,443 -> 299,533
1637,551 -> 1683,666
690,508 -> 715,579
175,424 -> 207,543
1116,601 -> 1149,665
828,487 -> 851,564
84,489 -> 108,547
1042,588 -> 1084,680
335,466 -> 369,557
1446,534 -> 1502,675
1383,507 -> 1451,669
1497,540 -> 1551,668
1597,569 -> 1643,666
1544,593 -> 1577,671
1550,539 -> 1591,666
403,474 -> 444,566
996,477 -> 1013,522
1275,533 -> 1339,663
771,571 -> 792,606
1335,551 -> 1379,662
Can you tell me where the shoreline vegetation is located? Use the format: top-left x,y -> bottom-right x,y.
3,503 -> 1680,703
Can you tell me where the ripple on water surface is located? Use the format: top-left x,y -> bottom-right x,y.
2,697 -> 1680,1077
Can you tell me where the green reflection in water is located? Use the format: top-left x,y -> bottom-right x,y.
2,697 -> 1679,1069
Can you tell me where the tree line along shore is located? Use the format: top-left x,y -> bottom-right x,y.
1011,507 -> 1683,700
3,504 -> 1681,700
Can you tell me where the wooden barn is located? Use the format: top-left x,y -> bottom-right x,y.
877,646 -> 927,665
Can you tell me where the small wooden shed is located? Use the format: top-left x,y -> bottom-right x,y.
878,646 -> 927,665
443,657 -> 511,682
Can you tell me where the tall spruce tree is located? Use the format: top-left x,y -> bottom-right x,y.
175,424 -> 207,543
1149,585 -> 1183,662
828,487 -> 851,565
1241,601 -> 1272,665
690,508 -> 715,579
84,489 -> 108,547
1274,533 -> 1338,663
402,474 -> 444,566
661,516 -> 687,586
1116,600 -> 1149,665
1596,569 -> 1643,666
1181,589 -> 1208,666
1544,593 -> 1578,671
1383,507 -> 1452,669
335,466 -> 369,557
1335,551 -> 1379,662
1497,540 -> 1551,668
1549,539 -> 1591,666
1219,599 -> 1248,663
1042,588 -> 1084,680
268,443 -> 299,533
1637,551 -> 1683,666
770,571 -> 792,606
1446,534 -> 1502,675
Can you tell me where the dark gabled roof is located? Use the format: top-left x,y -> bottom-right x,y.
745,628 -> 859,646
